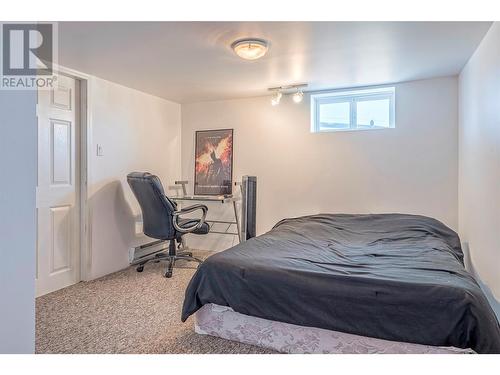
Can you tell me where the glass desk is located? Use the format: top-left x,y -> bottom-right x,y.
171,195 -> 236,204
171,195 -> 241,242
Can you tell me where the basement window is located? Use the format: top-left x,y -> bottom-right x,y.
311,86 -> 395,133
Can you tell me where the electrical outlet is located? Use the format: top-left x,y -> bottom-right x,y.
97,144 -> 104,156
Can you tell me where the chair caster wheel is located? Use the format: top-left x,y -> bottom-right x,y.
164,271 -> 172,278
136,266 -> 144,272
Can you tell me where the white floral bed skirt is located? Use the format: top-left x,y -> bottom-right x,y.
194,303 -> 474,354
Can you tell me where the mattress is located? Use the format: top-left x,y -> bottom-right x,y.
182,213 -> 500,353
195,303 -> 474,354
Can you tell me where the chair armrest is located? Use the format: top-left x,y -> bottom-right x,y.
172,204 -> 208,233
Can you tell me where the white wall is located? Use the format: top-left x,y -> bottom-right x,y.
458,22 -> 500,315
181,77 -> 459,251
87,77 -> 182,279
0,91 -> 37,353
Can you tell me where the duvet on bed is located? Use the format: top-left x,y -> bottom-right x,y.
181,213 -> 500,353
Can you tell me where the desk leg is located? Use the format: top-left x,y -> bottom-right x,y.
176,203 -> 190,253
179,236 -> 188,250
178,237 -> 193,256
233,200 -> 242,243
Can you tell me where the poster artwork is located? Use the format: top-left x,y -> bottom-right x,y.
194,129 -> 233,195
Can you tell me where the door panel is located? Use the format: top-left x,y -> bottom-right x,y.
51,119 -> 72,185
51,84 -> 72,110
50,205 -> 72,274
37,74 -> 79,297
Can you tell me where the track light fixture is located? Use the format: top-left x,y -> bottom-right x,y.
268,84 -> 308,106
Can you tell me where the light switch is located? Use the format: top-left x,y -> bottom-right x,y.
97,144 -> 104,156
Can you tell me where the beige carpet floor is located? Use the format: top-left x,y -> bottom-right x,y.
36,252 -> 277,354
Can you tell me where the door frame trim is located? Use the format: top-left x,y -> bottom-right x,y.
54,64 -> 93,281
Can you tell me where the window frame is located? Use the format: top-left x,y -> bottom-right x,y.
311,86 -> 396,133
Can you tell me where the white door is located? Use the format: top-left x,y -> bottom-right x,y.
36,74 -> 80,297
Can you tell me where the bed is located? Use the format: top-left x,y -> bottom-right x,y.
181,214 -> 500,354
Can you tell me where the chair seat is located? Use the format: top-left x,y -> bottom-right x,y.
177,219 -> 210,235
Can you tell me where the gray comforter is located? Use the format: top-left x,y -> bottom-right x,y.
182,214 -> 500,353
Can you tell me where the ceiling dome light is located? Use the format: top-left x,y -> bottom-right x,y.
292,89 -> 304,103
231,38 -> 269,60
271,91 -> 282,106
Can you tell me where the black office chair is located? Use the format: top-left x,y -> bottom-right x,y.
127,172 -> 209,278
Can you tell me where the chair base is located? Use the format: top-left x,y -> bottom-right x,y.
134,239 -> 203,278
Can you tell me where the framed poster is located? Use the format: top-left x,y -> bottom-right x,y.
194,129 -> 233,195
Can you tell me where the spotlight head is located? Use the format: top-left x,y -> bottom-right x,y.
271,91 -> 282,106
292,89 -> 304,103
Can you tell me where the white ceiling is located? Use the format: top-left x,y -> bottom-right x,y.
59,22 -> 491,103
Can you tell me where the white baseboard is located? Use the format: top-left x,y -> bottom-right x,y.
129,240 -> 168,264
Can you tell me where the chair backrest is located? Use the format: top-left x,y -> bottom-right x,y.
127,172 -> 177,240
